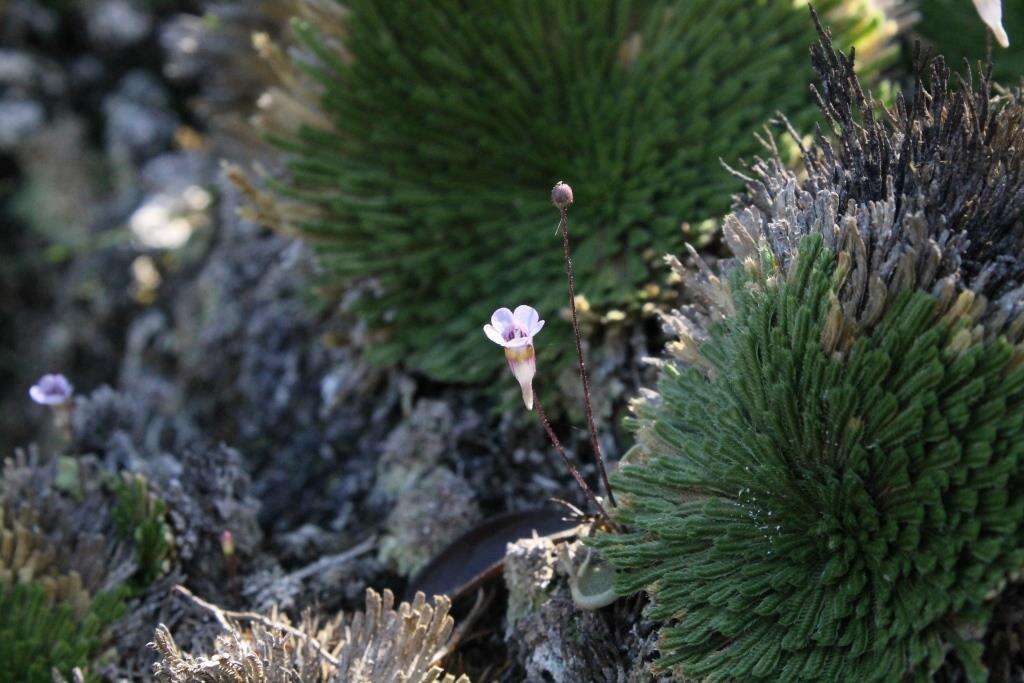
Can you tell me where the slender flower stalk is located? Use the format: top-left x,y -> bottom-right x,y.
482,184 -> 620,526
551,182 -> 617,508
484,303 -> 614,525
534,393 -> 613,526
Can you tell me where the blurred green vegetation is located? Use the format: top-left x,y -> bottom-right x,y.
915,0 -> 1024,83
274,0 -> 897,385
0,584 -> 125,683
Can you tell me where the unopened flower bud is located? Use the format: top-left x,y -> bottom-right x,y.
220,530 -> 235,557
551,181 -> 574,209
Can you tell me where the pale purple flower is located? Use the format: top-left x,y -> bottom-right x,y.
973,0 -> 1009,47
484,305 -> 545,409
29,373 -> 73,406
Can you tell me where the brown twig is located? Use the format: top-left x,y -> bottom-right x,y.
284,534 -> 376,583
556,204 -> 617,507
535,394 -> 613,526
172,584 -> 341,667
430,588 -> 492,667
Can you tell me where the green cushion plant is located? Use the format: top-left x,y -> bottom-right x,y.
111,473 -> 172,588
264,0 -> 897,384
592,20 -> 1024,681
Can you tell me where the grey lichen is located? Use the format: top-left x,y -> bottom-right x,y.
374,400 -> 454,499
378,467 -> 480,577
70,385 -> 141,454
371,400 -> 480,577
504,536 -> 637,683
151,587 -> 469,682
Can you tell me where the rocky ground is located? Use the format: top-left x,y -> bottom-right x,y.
0,2 -> 665,680
12,3 -> 1023,681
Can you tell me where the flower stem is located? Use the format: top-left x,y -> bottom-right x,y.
557,205 -> 617,507
535,394 -> 613,526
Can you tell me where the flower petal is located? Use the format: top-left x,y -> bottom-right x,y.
519,379 -> 534,410
505,344 -> 536,410
29,373 -> 73,405
28,385 -> 47,404
974,0 -> 1010,47
483,324 -> 507,346
530,319 -> 545,336
505,335 -> 533,349
491,307 -> 514,333
513,305 -> 540,334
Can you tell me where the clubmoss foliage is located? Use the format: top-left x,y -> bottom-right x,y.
111,473 -> 172,588
915,0 -> 1024,84
0,583 -> 124,683
0,448 -> 175,681
0,503 -> 126,683
591,23 -> 1024,682
263,0 -> 896,383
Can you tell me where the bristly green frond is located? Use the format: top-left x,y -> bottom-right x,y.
0,582 -> 125,683
111,473 -> 172,588
258,0 -> 897,383
596,237 -> 1024,680
591,19 -> 1024,683
0,450 -> 163,681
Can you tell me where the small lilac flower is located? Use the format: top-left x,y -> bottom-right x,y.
29,374 -> 73,406
484,305 -> 545,409
973,0 -> 1009,47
